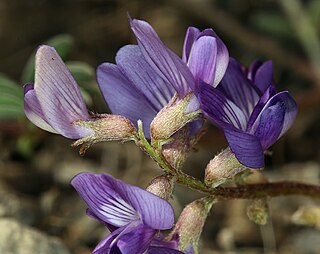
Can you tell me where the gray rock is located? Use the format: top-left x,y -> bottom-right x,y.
0,181 -> 37,225
281,228 -> 320,254
0,218 -> 70,254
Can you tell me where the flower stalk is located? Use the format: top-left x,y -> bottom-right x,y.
133,119 -> 320,201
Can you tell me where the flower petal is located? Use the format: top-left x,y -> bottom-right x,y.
116,45 -> 175,111
93,221 -> 156,254
97,63 -> 157,138
86,208 -> 118,232
149,236 -> 183,254
92,226 -> 125,254
112,180 -> 174,230
34,45 -> 92,139
116,223 -> 156,254
188,120 -> 204,136
254,102 -> 285,150
182,27 -> 200,63
246,85 -> 276,131
198,81 -> 265,168
279,93 -> 297,137
150,235 -> 178,249
183,245 -> 195,254
72,173 -> 139,228
249,60 -> 274,94
71,173 -> 174,230
185,95 -> 204,135
130,18 -> 195,96
24,83 -> 57,133
247,60 -> 261,80
197,29 -> 229,86
198,82 -> 247,131
251,91 -> 297,149
187,36 -> 218,87
224,128 -> 265,168
218,58 -> 260,120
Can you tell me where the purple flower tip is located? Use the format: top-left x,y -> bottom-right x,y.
24,45 -> 93,139
183,26 -> 229,88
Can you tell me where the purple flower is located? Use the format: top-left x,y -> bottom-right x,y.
24,45 -> 93,139
247,60 -> 274,93
97,18 -> 229,138
71,173 -> 183,254
182,26 -> 229,89
199,58 -> 297,168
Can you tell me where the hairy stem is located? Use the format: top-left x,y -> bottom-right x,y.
136,126 -> 320,200
135,120 -> 172,172
176,172 -> 320,200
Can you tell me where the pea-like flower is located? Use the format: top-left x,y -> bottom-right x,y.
182,26 -> 229,89
71,173 -> 183,254
24,45 -> 93,139
97,18 -> 229,139
24,46 -> 137,149
199,58 -> 297,168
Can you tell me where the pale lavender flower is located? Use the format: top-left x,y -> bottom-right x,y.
199,58 -> 297,168
71,173 -> 183,254
24,45 -> 93,139
97,18 -> 229,138
182,26 -> 229,89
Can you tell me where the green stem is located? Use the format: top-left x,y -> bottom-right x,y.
135,120 -> 172,172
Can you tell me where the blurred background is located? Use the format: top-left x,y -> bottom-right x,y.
0,0 -> 319,253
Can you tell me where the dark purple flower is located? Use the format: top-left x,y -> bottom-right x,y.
71,173 -> 183,254
97,18 -> 229,138
199,58 -> 297,168
24,45 -> 93,139
247,60 -> 274,93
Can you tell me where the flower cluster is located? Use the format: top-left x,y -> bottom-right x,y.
23,17 -> 297,254
97,18 -> 228,140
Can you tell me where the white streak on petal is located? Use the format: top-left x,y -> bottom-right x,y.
222,100 -> 247,131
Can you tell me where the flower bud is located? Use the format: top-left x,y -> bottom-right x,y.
168,197 -> 214,254
72,114 -> 137,154
205,148 -> 249,187
291,206 -> 320,229
237,170 -> 269,226
247,199 -> 268,225
150,94 -> 200,141
162,127 -> 191,170
146,175 -> 174,200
